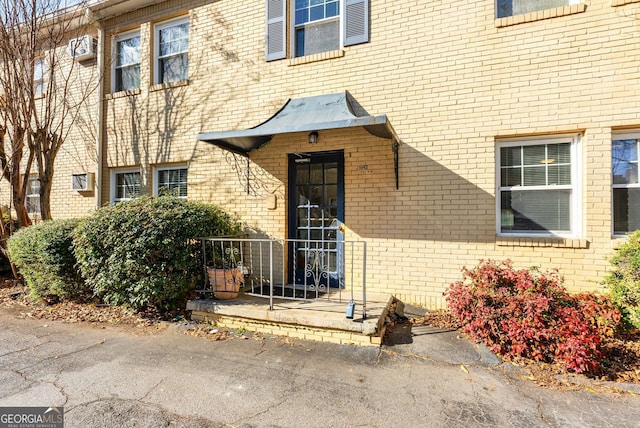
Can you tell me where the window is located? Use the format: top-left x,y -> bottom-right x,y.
154,166 -> 187,198
34,58 -> 45,96
612,133 -> 640,235
111,169 -> 141,203
294,0 -> 341,57
496,0 -> 581,18
265,0 -> 369,61
497,135 -> 580,236
113,31 -> 141,92
26,176 -> 40,215
154,17 -> 189,84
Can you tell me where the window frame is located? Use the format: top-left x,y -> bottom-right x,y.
612,130 -> 640,237
33,57 -> 45,97
153,165 -> 188,199
495,0 -> 581,19
25,175 -> 40,216
495,134 -> 582,238
265,0 -> 368,61
110,167 -> 142,204
291,0 -> 342,58
153,16 -> 190,85
112,29 -> 141,93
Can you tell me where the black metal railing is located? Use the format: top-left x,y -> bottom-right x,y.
198,237 -> 367,316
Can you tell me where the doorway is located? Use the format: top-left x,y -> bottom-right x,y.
288,150 -> 345,289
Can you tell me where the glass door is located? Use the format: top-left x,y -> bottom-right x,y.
288,151 -> 344,289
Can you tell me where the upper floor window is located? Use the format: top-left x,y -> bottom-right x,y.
612,132 -> 640,235
496,0 -> 581,18
266,0 -> 369,61
294,0 -> 340,57
111,168 -> 141,204
154,166 -> 187,198
113,31 -> 141,92
26,176 -> 40,215
497,135 -> 580,237
34,58 -> 45,96
154,16 -> 189,84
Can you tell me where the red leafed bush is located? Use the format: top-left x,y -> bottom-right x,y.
445,260 -> 621,374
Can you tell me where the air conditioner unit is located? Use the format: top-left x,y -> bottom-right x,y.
68,35 -> 96,61
71,172 -> 94,191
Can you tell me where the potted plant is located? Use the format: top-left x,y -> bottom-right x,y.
207,244 -> 245,299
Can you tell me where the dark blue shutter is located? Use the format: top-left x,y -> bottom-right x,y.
266,0 -> 286,61
344,0 -> 369,46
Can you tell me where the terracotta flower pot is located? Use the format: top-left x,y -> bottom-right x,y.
207,267 -> 243,299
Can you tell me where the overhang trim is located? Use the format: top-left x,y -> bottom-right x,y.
197,91 -> 397,155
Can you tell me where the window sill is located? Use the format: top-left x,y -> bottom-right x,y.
612,236 -> 634,249
612,0 -> 640,6
495,3 -> 587,28
106,89 -> 141,100
496,236 -> 590,249
149,79 -> 189,92
288,49 -> 344,66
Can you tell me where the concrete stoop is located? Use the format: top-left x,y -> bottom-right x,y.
187,293 -> 396,347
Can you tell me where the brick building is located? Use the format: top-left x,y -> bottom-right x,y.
22,0 -> 640,307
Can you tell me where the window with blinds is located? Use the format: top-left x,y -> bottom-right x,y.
498,136 -> 579,236
155,166 -> 187,198
112,169 -> 141,204
612,134 -> 640,235
26,176 -> 40,215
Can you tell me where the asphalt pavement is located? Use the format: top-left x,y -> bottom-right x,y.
0,307 -> 639,428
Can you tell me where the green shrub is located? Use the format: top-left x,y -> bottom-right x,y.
74,196 -> 241,311
8,219 -> 88,301
603,231 -> 640,329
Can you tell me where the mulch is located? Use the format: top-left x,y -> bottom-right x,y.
0,279 -> 224,339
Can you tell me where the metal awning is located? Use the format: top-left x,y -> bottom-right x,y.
197,91 -> 398,155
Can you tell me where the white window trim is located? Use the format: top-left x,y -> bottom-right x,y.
495,134 -> 582,238
495,0 -> 581,19
612,130 -> 640,237
289,0 -> 344,58
153,165 -> 187,198
153,16 -> 189,85
25,175 -> 40,215
34,57 -> 46,97
111,29 -> 141,93
110,167 -> 141,204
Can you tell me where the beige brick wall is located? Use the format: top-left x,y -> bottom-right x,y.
191,312 -> 381,346
99,0 -> 640,308
0,25 -> 99,221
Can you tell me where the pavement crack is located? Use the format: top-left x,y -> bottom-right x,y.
254,336 -> 267,356
15,339 -> 107,374
232,372 -> 303,425
0,368 -> 35,399
51,376 -> 70,406
137,378 -> 165,402
536,398 -> 552,426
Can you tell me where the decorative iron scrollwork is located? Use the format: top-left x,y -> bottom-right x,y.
305,249 -> 328,291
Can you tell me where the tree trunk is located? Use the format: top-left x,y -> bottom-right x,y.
0,211 -> 18,279
39,172 -> 53,220
11,130 -> 31,228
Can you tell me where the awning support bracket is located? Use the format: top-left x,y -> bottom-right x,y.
392,138 -> 399,190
